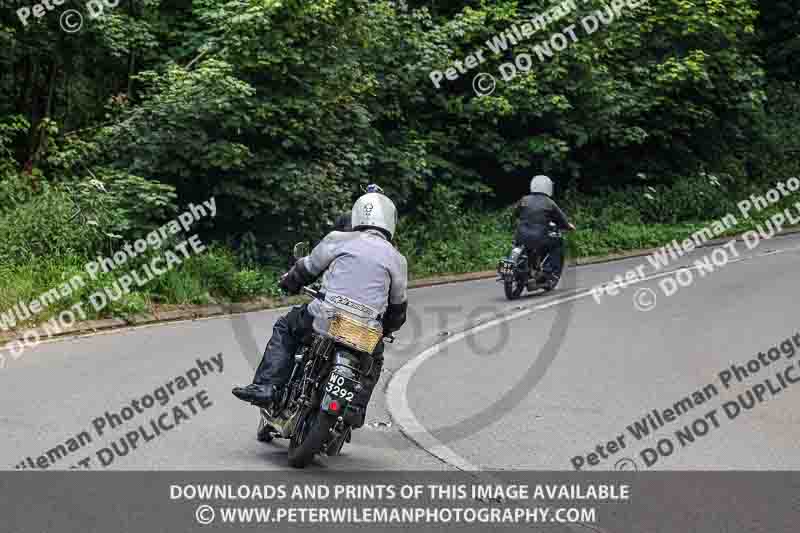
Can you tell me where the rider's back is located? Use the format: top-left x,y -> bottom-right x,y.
516,193 -> 569,232
304,229 -> 407,333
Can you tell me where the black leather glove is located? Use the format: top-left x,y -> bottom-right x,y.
382,301 -> 408,334
279,259 -> 316,295
278,272 -> 299,295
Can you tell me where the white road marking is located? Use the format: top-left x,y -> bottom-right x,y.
385,240 -> 798,472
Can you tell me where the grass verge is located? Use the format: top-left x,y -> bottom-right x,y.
0,201 -> 795,334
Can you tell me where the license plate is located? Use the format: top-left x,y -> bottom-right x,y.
498,260 -> 515,276
325,371 -> 357,403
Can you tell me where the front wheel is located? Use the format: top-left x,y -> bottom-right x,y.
288,409 -> 336,468
504,276 -> 525,300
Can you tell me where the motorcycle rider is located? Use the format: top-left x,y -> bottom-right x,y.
513,175 -> 575,289
232,190 -> 408,429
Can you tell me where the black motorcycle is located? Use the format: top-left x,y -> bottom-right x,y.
257,243 -> 394,468
497,223 -> 564,300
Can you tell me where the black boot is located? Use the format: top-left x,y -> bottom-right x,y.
543,272 -> 560,290
232,384 -> 275,407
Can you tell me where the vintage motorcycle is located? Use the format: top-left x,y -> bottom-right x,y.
497,222 -> 564,300
257,242 -> 394,468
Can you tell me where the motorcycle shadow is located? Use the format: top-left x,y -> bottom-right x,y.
249,438 -> 328,469
492,285 -> 558,304
250,434 -> 399,471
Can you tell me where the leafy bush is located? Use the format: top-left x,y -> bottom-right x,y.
180,247 -> 239,296
398,189 -> 511,277
0,184 -> 111,263
107,292 -> 149,318
0,115 -> 28,185
147,248 -> 281,302
639,174 -> 737,224
0,169 -> 178,265
69,171 -> 178,241
148,267 -> 211,305
230,269 -> 282,300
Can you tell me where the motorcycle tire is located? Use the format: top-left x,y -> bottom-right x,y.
326,427 -> 351,456
504,277 -> 524,300
288,409 -> 336,468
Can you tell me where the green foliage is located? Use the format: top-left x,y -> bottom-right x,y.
563,171 -> 739,229
69,171 -> 178,238
149,268 -> 212,306
149,247 -> 282,303
398,188 -> 509,277
0,173 -> 177,264
0,184 -> 109,263
0,0 -> 798,329
231,269 -> 283,300
107,292 -> 149,318
0,170 -> 44,213
176,247 -> 240,298
0,115 -> 28,178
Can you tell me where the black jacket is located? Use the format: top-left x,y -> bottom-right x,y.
514,193 -> 571,235
332,212 -> 352,232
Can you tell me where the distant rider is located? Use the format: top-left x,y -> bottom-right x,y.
232,190 -> 408,429
513,175 -> 575,289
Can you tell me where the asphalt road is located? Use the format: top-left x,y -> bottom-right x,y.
3,231 -> 800,474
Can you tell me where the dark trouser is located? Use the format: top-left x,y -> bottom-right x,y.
253,304 -> 384,428
515,226 -> 564,277
253,305 -> 315,388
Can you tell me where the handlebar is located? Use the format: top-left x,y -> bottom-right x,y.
301,286 -> 320,298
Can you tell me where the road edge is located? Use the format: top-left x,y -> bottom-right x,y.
2,226 -> 799,346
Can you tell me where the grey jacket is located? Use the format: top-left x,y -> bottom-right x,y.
301,229 -> 408,335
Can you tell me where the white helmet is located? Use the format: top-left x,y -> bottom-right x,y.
351,192 -> 398,239
530,175 -> 553,197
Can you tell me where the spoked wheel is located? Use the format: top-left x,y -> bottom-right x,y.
503,276 -> 525,300
256,410 -> 273,443
288,409 -> 336,468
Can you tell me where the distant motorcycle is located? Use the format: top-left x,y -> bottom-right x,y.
257,242 -> 394,468
497,222 -> 564,300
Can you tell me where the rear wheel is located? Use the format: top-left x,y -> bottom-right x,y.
288,409 -> 336,468
326,427 -> 350,456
